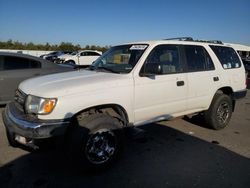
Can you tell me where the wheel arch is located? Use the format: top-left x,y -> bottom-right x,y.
215,86 -> 235,111
65,59 -> 76,64
72,103 -> 129,127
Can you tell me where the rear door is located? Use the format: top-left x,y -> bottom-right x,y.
0,55 -> 42,102
183,45 -> 218,111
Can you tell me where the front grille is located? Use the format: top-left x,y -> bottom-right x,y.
14,89 -> 27,112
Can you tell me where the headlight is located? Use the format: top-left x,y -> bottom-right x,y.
25,95 -> 57,115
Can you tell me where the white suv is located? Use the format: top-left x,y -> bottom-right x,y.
3,38 -> 247,170
58,50 -> 102,65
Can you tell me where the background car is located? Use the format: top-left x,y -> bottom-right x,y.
243,60 -> 250,75
57,50 -> 102,65
0,52 -> 74,104
40,51 -> 72,62
243,60 -> 250,89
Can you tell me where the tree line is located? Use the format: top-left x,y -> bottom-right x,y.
0,40 -> 110,52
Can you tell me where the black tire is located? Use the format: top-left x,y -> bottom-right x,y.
204,93 -> 233,130
6,130 -> 18,147
65,60 -> 75,65
67,113 -> 124,171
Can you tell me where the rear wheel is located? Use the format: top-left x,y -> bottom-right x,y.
204,93 -> 233,130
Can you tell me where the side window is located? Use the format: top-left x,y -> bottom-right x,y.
80,52 -> 86,56
88,52 -> 100,56
29,59 -> 41,68
3,56 -> 41,70
184,45 -> 214,72
142,45 -> 183,75
210,45 -> 241,69
0,56 -> 4,70
81,52 -> 100,56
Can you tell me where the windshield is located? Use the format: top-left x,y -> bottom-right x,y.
91,44 -> 148,73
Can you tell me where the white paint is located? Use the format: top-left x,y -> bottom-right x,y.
18,40 -> 247,127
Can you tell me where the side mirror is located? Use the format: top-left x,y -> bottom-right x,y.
140,63 -> 162,77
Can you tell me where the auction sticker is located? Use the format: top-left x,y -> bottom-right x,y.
130,45 -> 148,50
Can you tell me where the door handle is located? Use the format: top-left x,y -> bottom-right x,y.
33,73 -> 41,76
213,76 -> 219,82
177,81 -> 184,86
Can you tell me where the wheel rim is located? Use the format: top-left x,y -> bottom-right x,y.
216,102 -> 230,124
85,129 -> 116,164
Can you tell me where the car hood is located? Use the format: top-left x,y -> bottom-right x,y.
19,70 -> 131,98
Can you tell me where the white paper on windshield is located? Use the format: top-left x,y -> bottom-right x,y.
130,45 -> 147,50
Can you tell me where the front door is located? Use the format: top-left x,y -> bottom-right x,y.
134,44 -> 188,124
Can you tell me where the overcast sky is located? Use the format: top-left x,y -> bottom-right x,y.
0,0 -> 249,46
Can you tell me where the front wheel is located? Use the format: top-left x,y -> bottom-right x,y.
85,128 -> 118,165
67,113 -> 123,171
65,60 -> 75,65
204,93 -> 233,130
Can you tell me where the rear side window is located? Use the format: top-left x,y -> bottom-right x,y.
3,56 -> 41,70
210,45 -> 241,69
81,52 -> 100,56
88,52 -> 100,56
184,45 -> 215,72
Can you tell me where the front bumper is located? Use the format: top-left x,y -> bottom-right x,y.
2,102 -> 70,140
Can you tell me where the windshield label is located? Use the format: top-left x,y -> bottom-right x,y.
130,45 -> 147,50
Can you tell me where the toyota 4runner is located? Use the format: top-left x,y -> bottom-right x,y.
2,38 -> 247,170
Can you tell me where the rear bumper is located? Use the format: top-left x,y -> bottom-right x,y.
232,89 -> 247,100
2,102 -> 70,140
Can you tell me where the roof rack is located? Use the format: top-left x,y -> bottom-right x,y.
194,39 -> 223,44
165,37 -> 223,44
165,37 -> 194,41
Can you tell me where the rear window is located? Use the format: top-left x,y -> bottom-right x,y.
210,45 -> 241,69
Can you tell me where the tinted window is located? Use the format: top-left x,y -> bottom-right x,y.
29,59 -> 41,68
210,45 -> 241,69
0,56 -> 4,70
3,56 -> 41,70
88,52 -> 100,56
80,52 -> 86,56
143,45 -> 183,74
184,45 -> 214,72
81,52 -> 100,56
